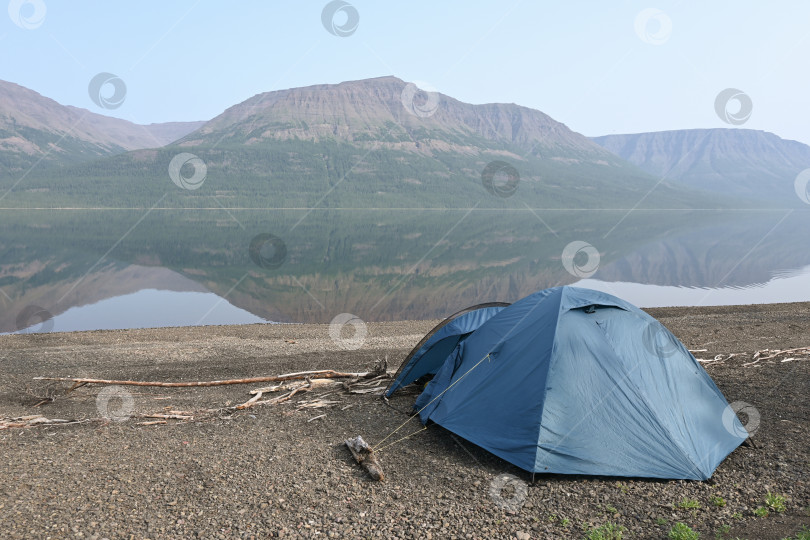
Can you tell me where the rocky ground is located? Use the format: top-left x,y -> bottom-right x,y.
0,303 -> 808,539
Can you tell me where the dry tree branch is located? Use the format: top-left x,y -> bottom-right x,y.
34,369 -> 379,392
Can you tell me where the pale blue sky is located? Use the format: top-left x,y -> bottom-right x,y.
2,1 -> 809,144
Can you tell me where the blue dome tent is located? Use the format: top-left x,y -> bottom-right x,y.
388,287 -> 746,480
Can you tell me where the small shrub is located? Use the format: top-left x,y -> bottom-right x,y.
765,491 -> 787,513
731,512 -> 743,520
792,525 -> 810,540
585,521 -> 626,540
605,504 -> 619,514
669,522 -> 700,540
668,522 -> 699,540
657,517 -> 668,526
710,495 -> 726,507
754,507 -> 769,517
677,498 -> 701,510
561,518 -> 570,527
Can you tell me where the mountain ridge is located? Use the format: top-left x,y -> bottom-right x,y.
0,79 -> 205,173
4,75 -> 806,210
592,128 -> 810,203
179,76 -> 611,159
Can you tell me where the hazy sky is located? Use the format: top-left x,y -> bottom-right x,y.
3,1 -> 809,144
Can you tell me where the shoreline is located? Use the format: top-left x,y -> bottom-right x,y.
7,299 -> 810,338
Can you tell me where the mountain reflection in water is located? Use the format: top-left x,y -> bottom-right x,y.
3,209 -> 809,333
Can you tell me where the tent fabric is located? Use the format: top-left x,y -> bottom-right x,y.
400,286 -> 746,480
384,303 -> 509,398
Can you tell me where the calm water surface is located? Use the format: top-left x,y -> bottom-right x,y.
4,209 -> 809,333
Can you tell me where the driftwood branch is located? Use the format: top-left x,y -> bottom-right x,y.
235,382 -> 313,410
693,347 -> 810,367
743,346 -> 810,366
144,413 -> 193,421
0,415 -> 89,430
345,435 -> 384,481
17,361 -> 394,429
250,378 -> 342,395
34,370 -> 378,392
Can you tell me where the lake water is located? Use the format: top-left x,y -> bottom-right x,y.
5,289 -> 270,334
579,264 -> 810,307
3,209 -> 810,333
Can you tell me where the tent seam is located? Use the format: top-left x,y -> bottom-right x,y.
533,289 -> 565,470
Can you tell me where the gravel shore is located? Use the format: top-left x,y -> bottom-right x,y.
1,303 -> 808,539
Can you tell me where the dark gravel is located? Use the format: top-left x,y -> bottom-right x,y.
0,304 -> 808,539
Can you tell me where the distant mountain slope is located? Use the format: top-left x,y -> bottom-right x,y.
139,121 -> 206,146
0,80 -> 203,174
592,129 -> 810,203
